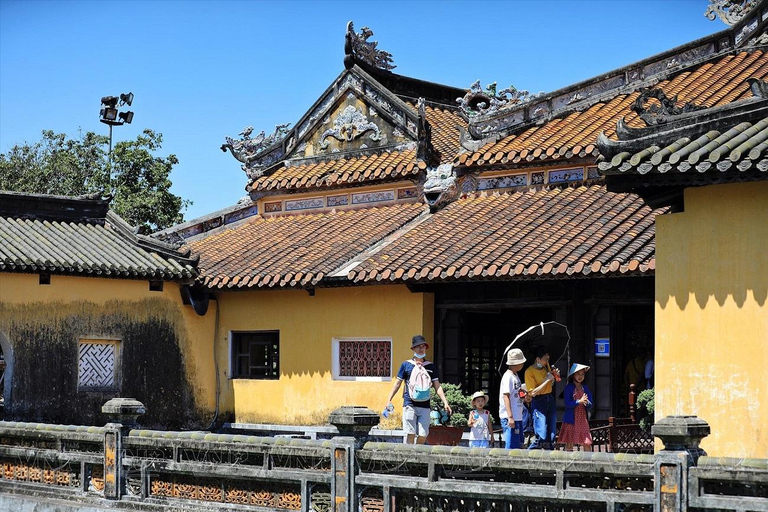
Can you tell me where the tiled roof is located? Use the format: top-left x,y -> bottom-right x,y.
0,192 -> 197,280
347,185 -> 661,284
188,203 -> 426,289
248,105 -> 464,193
248,150 -> 423,193
599,116 -> 768,175
421,104 -> 467,162
457,50 -> 768,168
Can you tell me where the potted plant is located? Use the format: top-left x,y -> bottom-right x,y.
426,383 -> 472,445
636,388 -> 655,431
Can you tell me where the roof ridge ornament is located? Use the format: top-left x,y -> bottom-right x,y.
221,123 -> 291,176
456,80 -> 537,117
632,88 -> 706,126
705,0 -> 758,26
344,21 -> 395,71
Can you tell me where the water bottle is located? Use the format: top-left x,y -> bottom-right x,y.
382,403 -> 394,418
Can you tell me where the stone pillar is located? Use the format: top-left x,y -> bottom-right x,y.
652,415 -> 710,512
101,398 -> 146,500
328,405 -> 379,448
328,406 -> 378,512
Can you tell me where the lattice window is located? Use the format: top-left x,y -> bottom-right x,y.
231,331 -> 279,379
332,338 -> 391,381
78,339 -> 118,389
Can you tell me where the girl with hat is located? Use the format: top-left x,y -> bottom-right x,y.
468,391 -> 492,448
556,363 -> 594,451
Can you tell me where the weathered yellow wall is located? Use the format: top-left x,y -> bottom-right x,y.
0,273 -> 217,421
655,181 -> 768,457
215,285 -> 434,424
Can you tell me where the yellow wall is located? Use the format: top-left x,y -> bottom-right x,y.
655,181 -> 768,457
0,273 -> 217,414
215,285 -> 434,424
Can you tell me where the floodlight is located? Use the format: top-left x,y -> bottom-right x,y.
119,92 -> 134,107
118,111 -> 134,124
100,107 -> 118,121
101,96 -> 118,108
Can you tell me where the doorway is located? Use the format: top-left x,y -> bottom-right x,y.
441,308 -> 554,417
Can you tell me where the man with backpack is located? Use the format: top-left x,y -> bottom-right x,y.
385,335 -> 452,444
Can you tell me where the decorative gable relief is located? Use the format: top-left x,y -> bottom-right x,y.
302,95 -> 410,156
320,105 -> 382,149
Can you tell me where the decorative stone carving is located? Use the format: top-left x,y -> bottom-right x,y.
422,163 -> 463,212
456,80 -> 536,117
320,106 -> 381,149
632,88 -> 705,126
416,97 -> 438,165
705,0 -> 757,26
221,123 -> 291,174
344,21 -> 395,71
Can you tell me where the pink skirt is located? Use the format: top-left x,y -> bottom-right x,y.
557,388 -> 592,446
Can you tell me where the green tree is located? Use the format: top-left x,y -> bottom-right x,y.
0,129 -> 190,234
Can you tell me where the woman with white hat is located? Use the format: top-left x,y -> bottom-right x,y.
556,363 -> 594,451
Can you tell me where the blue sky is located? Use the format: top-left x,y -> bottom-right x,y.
1,1 -> 724,220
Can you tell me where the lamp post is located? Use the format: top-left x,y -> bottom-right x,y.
99,92 -> 134,170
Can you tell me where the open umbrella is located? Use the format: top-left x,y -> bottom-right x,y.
497,321 -> 570,376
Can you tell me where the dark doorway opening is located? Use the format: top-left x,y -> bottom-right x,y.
441,308 -> 554,418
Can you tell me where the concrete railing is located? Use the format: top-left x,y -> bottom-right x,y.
0,401 -> 766,512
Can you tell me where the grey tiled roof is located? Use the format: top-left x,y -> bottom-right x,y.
598,117 -> 768,176
0,191 -> 197,280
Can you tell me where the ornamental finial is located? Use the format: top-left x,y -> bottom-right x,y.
344,21 -> 395,71
705,0 -> 758,26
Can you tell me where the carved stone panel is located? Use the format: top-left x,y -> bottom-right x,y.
301,95 -> 405,156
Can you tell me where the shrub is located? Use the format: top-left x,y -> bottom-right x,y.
636,388 -> 655,431
431,382 -> 473,427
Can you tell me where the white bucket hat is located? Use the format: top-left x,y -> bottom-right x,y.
506,348 -> 526,366
567,363 -> 590,379
470,391 -> 489,402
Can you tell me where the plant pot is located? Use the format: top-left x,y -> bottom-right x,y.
426,425 -> 465,446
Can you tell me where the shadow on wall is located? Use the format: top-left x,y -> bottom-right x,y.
657,278 -> 767,311
0,299 -> 208,430
656,183 -> 768,312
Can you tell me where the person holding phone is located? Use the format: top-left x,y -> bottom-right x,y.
524,346 -> 560,450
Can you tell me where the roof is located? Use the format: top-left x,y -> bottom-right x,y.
188,202 -> 426,289
0,191 -> 197,281
188,185 -> 660,289
457,50 -> 768,169
248,104 -> 465,193
599,116 -> 768,176
347,185 -> 661,284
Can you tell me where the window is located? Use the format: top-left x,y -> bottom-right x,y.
332,337 -> 392,381
78,339 -> 119,389
231,331 -> 279,379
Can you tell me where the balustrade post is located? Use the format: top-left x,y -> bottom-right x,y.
101,398 -> 146,500
328,406 -> 379,512
652,415 -> 710,512
629,384 -> 637,423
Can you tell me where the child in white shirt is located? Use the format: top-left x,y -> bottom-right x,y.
467,391 -> 492,448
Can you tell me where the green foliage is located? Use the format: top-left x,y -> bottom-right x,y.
431,382 -> 473,427
637,388 -> 655,432
0,129 -> 190,234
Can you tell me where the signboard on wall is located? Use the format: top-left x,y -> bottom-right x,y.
595,338 -> 610,357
